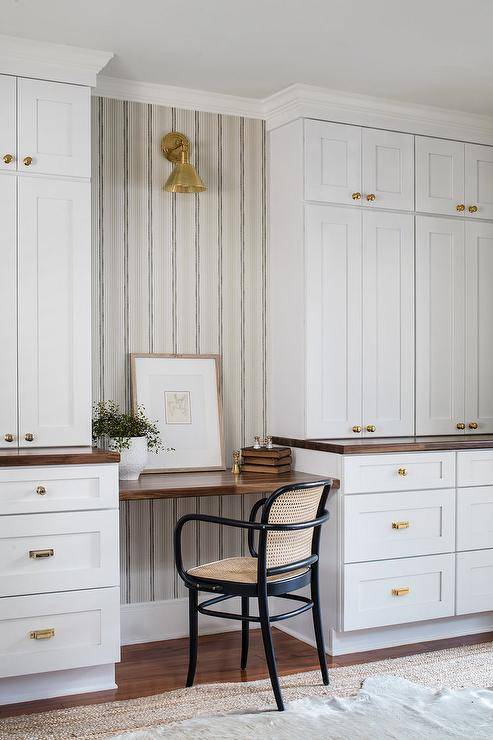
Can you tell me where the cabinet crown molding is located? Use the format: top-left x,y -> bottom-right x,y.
0,34 -> 113,87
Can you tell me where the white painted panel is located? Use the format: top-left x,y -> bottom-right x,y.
0,588 -> 120,678
0,511 -> 119,597
362,129 -> 414,210
305,204 -> 362,437
456,549 -> 493,615
416,216 -> 466,435
344,554 -> 455,630
17,177 -> 91,446
457,450 -> 493,487
0,174 -> 17,447
416,136 -> 464,215
362,211 -> 414,437
465,144 -> 493,220
0,75 -> 16,171
457,486 -> 493,551
17,78 -> 90,177
305,120 -> 361,204
0,464 -> 118,515
343,451 -> 455,494
465,222 -> 493,433
344,488 -> 455,563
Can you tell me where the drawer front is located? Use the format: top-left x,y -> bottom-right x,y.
0,510 -> 119,597
457,486 -> 493,551
343,452 -> 455,494
344,489 -> 455,563
456,550 -> 493,615
0,465 -> 118,515
457,451 -> 493,487
0,587 -> 120,678
343,553 -> 455,631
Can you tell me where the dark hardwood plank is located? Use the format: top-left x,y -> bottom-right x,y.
0,447 -> 120,467
273,434 -> 493,455
2,628 -> 492,719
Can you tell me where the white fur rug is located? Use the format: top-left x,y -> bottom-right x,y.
115,674 -> 493,739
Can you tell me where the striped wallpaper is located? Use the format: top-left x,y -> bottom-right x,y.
91,97 -> 268,604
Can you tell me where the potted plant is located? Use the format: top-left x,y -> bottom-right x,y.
92,401 -> 164,480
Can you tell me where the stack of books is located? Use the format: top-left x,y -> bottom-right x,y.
240,446 -> 292,474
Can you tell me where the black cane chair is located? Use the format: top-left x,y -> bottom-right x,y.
174,478 -> 333,711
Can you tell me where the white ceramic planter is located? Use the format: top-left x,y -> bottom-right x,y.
111,436 -> 148,480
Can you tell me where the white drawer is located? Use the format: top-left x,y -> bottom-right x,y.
457,451 -> 493,487
0,587 -> 120,679
457,486 -> 493,551
456,549 -> 493,615
343,553 -> 455,631
343,452 -> 455,494
344,489 -> 455,563
0,465 -> 118,515
0,510 -> 119,597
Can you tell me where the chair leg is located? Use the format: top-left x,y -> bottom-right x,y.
241,596 -> 249,670
311,566 -> 329,685
186,587 -> 199,687
258,591 -> 284,711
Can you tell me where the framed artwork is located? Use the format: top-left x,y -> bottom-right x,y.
131,354 -> 225,472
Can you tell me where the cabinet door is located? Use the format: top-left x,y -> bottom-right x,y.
362,211 -> 414,436
362,129 -> 414,211
18,78 -> 90,178
18,177 -> 91,447
0,176 -> 17,447
416,136 -> 465,216
465,221 -> 493,433
465,144 -> 493,220
305,120 -> 361,204
416,217 -> 465,435
0,75 -> 16,172
305,205 -> 362,437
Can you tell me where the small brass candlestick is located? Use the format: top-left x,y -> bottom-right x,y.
232,450 -> 241,475
265,435 -> 273,449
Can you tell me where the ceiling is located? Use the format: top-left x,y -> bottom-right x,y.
2,0 -> 493,115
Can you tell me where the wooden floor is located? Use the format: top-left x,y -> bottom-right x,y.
2,628 -> 493,719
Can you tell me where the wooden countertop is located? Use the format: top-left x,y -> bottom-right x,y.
120,469 -> 338,501
0,447 -> 120,467
273,434 -> 493,455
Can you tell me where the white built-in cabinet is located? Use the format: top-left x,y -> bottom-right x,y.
0,74 -> 91,447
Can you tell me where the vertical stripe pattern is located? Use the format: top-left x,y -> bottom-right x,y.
92,97 -> 267,604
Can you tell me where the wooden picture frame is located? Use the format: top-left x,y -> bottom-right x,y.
130,353 -> 225,473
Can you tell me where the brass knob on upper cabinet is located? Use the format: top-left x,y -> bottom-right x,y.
456,204 -> 466,212
352,192 -> 362,200
23,156 -> 33,166
366,193 -> 376,202
2,154 -> 14,164
469,422 -> 479,430
468,205 -> 478,213
4,433 -> 14,443
366,424 -> 376,433
398,468 -> 408,476
456,423 -> 466,430
352,425 -> 362,433
24,433 -> 34,442
36,485 -> 46,496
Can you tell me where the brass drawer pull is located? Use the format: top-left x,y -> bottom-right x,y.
397,467 -> 408,476
36,485 -> 47,496
29,628 -> 55,640
392,521 -> 410,530
29,548 -> 54,559
391,587 -> 410,597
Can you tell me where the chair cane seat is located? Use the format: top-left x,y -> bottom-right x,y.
187,556 -> 308,584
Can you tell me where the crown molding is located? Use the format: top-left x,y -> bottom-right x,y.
0,35 -> 113,87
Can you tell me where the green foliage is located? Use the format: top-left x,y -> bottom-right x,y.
92,400 -> 164,453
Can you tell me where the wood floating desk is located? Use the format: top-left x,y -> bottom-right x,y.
119,469 -> 338,501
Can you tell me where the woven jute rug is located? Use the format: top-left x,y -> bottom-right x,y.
2,640 -> 493,740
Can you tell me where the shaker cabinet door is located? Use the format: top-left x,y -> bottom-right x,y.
0,175 -> 18,447
305,120 -> 361,205
416,136 -> 465,216
362,129 -> 414,211
465,144 -> 493,221
0,75 -> 16,171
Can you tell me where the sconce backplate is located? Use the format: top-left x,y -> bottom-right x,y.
161,132 -> 190,163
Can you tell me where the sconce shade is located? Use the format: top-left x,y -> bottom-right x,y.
162,132 -> 206,193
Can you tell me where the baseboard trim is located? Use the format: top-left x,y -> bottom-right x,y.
0,664 -> 115,706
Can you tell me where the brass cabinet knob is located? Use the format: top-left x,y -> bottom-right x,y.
36,485 -> 47,496
397,467 -> 408,476
2,153 -> 14,164
456,204 -> 466,212
456,423 -> 466,430
469,422 -> 479,430
366,193 -> 376,202
468,205 -> 478,213
23,156 -> 33,166
366,424 -> 376,433
352,192 -> 362,200
4,433 -> 14,443
352,425 -> 362,433
24,432 -> 34,441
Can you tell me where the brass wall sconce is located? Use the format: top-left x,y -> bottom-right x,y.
161,132 -> 206,193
